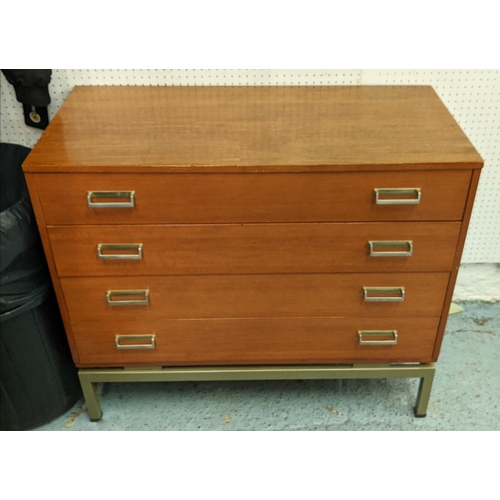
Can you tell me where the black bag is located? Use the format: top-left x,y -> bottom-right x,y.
0,143 -> 81,430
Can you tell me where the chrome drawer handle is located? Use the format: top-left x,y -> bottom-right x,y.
87,190 -> 135,208
363,287 -> 405,302
115,334 -> 156,350
97,243 -> 143,260
368,240 -> 413,257
107,289 -> 149,306
374,188 -> 421,205
358,330 -> 398,345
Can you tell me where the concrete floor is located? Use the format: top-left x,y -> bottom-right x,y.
36,302 -> 499,431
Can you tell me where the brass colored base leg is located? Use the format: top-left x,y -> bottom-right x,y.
414,368 -> 436,418
79,372 -> 103,421
79,363 -> 436,421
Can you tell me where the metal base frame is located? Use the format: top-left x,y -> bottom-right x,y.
78,363 -> 436,422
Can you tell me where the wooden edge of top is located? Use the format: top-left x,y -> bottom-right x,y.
22,161 -> 484,174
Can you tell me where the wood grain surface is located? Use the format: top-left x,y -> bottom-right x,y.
71,316 -> 440,367
432,168 -> 483,360
23,86 -> 483,173
34,170 -> 472,224
23,174 -> 81,364
48,222 -> 461,277
60,272 -> 449,322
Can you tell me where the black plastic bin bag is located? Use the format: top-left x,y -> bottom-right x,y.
0,143 -> 81,430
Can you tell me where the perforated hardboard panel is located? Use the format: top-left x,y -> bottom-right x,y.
1,69 -> 499,262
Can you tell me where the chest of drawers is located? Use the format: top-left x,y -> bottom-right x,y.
23,85 -> 483,420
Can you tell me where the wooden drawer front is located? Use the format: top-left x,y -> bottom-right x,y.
35,170 -> 471,225
71,317 -> 440,367
61,273 -> 449,322
49,222 -> 461,277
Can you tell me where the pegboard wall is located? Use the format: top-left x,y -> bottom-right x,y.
1,69 -> 499,262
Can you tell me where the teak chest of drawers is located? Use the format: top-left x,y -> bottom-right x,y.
23,85 -> 483,420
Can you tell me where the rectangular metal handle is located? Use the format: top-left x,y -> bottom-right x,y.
363,287 -> 405,302
97,243 -> 143,260
87,190 -> 135,208
358,330 -> 398,345
368,240 -> 413,257
115,334 -> 156,350
374,188 -> 421,205
107,289 -> 149,306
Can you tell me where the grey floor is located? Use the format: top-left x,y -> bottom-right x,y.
36,302 -> 500,431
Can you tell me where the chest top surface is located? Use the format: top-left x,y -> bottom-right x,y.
23,85 -> 482,173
